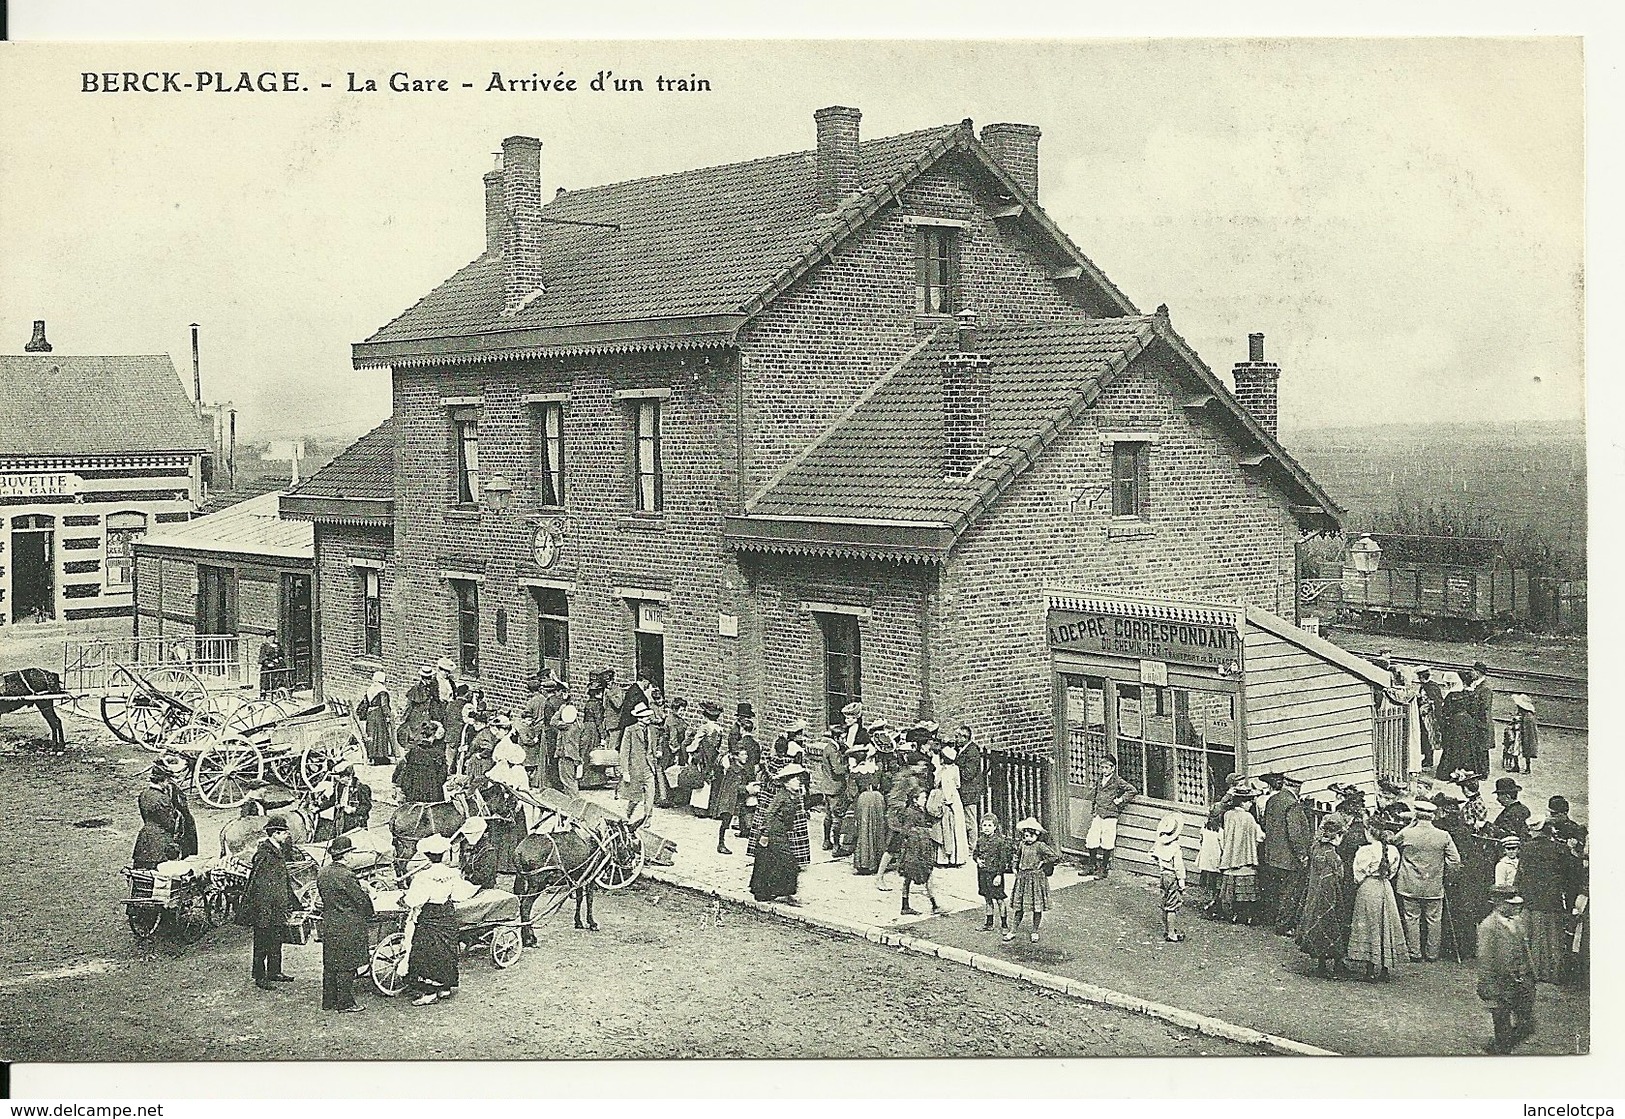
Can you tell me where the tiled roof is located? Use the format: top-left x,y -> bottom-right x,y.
136,491 -> 312,561
0,354 -> 208,458
363,126 -> 959,352
287,418 -> 395,502
749,318 -> 1159,526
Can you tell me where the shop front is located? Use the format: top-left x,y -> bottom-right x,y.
1045,591 -> 1386,877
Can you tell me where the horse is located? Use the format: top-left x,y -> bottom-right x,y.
388,798 -> 468,877
220,785 -> 317,859
0,668 -> 66,749
513,822 -> 605,941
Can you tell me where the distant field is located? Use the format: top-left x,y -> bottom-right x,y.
1285,420 -> 1586,562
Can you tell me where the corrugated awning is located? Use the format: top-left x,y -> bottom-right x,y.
1045,590 -> 1241,630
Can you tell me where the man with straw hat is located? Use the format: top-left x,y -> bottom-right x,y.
315,835 -> 374,1012
620,701 -> 660,824
1477,885 -> 1537,1053
1396,798 -> 1461,962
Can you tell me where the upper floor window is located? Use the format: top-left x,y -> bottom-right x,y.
360,567 -> 382,659
633,399 -> 663,513
534,401 -> 566,508
452,407 -> 480,505
915,225 -> 960,316
1111,440 -> 1151,519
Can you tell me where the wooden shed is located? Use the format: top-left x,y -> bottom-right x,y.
1044,591 -> 1388,878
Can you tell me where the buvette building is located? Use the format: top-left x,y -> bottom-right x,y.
290,107 -> 1387,872
0,321 -> 209,624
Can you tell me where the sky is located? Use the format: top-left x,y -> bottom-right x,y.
0,38 -> 1585,442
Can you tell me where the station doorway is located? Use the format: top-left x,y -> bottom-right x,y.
9,515 -> 56,622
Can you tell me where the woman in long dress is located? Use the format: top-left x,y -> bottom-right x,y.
356,671 -> 394,765
750,766 -> 807,904
851,750 -> 888,875
1296,817 -> 1351,978
1215,788 -> 1265,925
933,744 -> 968,867
1347,817 -> 1406,981
402,834 -> 460,1006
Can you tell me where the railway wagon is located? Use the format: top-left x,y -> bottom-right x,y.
1340,534 -> 1529,635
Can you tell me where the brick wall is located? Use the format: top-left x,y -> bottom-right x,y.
740,553 -> 933,735
740,163 -> 1090,493
390,350 -> 747,718
313,522 -> 395,701
933,342 -> 1300,753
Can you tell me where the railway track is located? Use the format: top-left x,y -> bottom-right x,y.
1345,646 -> 1588,733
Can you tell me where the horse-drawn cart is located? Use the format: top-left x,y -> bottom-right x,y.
161,700 -> 356,810
120,860 -> 234,943
361,888 -> 526,997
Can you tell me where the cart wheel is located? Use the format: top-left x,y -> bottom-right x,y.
595,826 -> 645,890
299,736 -> 349,792
222,698 -> 280,737
371,933 -> 410,997
102,691 -> 171,750
193,735 -> 265,809
266,755 -> 302,789
202,881 -> 230,928
147,666 -> 209,711
128,906 -> 162,942
490,925 -> 523,969
168,718 -> 223,753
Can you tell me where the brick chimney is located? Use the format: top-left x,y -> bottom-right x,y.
499,135 -> 544,315
24,320 -> 51,353
814,106 -> 862,213
1232,332 -> 1281,438
483,167 -> 505,256
979,123 -> 1041,200
943,309 -> 993,480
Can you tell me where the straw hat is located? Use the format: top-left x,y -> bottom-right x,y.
631,702 -> 654,720
774,763 -> 809,782
1156,814 -> 1182,839
1016,817 -> 1043,834
416,834 -> 452,857
1512,694 -> 1535,713
436,657 -> 456,673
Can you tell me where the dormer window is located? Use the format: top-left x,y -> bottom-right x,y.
915,224 -> 960,316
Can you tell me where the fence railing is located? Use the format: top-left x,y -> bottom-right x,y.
984,746 -> 1053,834
1373,705 -> 1410,785
63,634 -> 266,695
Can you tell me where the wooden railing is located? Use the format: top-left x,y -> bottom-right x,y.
984,746 -> 1053,833
63,634 -> 266,695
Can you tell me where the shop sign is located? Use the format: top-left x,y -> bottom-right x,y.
0,473 -> 80,501
1048,607 -> 1239,667
1139,658 -> 1168,686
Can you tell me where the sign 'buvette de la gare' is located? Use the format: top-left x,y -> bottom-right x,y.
1047,607 -> 1239,667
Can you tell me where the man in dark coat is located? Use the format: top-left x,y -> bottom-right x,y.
313,760 -> 374,841
1464,664 -> 1496,778
1477,886 -> 1537,1053
1491,777 -> 1531,840
1416,667 -> 1445,771
1260,772 -> 1312,933
397,666 -> 438,752
315,835 -> 374,1011
139,758 -> 199,859
132,817 -> 180,870
240,816 -> 297,990
955,723 -> 985,839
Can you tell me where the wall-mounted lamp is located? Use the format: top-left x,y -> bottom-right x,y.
484,474 -> 513,514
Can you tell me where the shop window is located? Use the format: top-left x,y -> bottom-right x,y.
817,612 -> 862,728
535,587 -> 569,683
360,568 -> 382,659
196,565 -> 235,635
1063,675 -> 1109,787
915,225 -> 959,316
451,407 -> 481,505
104,511 -> 147,589
450,578 -> 480,677
533,402 -> 566,508
1111,440 -> 1151,518
631,400 -> 663,513
632,598 -> 665,691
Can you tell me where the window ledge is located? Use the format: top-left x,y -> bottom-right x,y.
351,658 -> 384,673
618,514 -> 666,532
1107,519 -> 1155,540
914,314 -> 955,331
445,506 -> 481,523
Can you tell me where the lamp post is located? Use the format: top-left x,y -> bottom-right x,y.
1349,534 -> 1382,622
484,474 -> 513,514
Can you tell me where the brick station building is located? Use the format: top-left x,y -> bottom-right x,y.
289,107 -> 1388,872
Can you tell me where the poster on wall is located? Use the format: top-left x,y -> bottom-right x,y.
1117,693 -> 1142,739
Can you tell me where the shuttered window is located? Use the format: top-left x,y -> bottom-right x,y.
1111,440 -> 1151,518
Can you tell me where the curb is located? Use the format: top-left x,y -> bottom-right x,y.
642,864 -> 1338,1057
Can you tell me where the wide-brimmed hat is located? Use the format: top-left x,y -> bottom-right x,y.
458,817 -> 487,843
700,701 -> 724,719
1156,814 -> 1182,839
491,713 -> 512,729
1512,694 -> 1535,713
1261,771 -> 1287,788
328,835 -> 356,857
631,702 -> 654,720
436,657 -> 456,672
418,665 -> 435,679
1495,777 -> 1522,795
940,744 -> 959,762
1016,817 -> 1043,834
783,717 -> 810,736
1500,835 -> 1523,849
416,834 -> 452,857
264,815 -> 290,834
774,763 -> 808,782
556,703 -> 579,726
840,701 -> 863,717
1416,666 -> 1432,678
